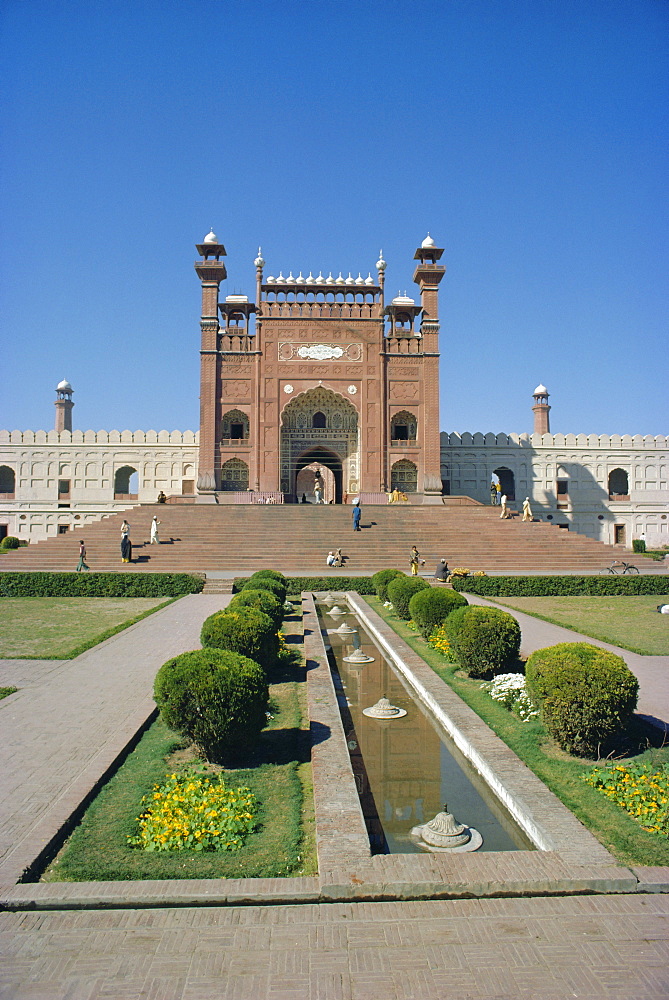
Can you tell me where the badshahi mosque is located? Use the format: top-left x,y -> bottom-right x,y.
0,232 -> 667,550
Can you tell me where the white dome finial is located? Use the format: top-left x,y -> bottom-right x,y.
421,232 -> 436,248
204,228 -> 218,244
254,246 -> 265,268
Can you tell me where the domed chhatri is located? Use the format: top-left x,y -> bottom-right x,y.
411,803 -> 483,852
362,696 -> 407,720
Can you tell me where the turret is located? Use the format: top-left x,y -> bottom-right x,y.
532,384 -> 551,434
54,379 -> 74,432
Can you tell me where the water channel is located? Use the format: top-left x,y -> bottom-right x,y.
319,600 -> 535,855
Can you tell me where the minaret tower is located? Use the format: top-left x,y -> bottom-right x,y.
413,234 -> 446,495
195,229 -> 227,494
532,384 -> 551,435
54,379 -> 74,432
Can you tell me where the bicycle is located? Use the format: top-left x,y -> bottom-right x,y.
599,560 -> 639,575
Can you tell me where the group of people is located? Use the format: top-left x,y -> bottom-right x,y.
497,494 -> 534,521
326,549 -> 344,567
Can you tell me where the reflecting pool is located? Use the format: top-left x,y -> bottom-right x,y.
320,602 -> 535,854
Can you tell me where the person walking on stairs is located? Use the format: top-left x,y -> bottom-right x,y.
76,540 -> 90,572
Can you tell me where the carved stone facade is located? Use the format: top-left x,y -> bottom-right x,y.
194,233 -> 445,500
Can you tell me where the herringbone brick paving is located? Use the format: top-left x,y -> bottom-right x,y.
1,895 -> 668,999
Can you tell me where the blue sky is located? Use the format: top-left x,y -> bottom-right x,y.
1,0 -> 667,436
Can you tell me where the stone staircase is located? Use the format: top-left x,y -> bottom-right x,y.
0,502 -> 653,577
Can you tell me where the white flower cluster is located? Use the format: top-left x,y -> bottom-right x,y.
481,672 -> 538,722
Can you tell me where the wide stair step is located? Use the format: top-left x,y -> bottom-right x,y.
1,503 -> 660,576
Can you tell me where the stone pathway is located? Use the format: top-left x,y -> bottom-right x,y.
1,895 -> 668,999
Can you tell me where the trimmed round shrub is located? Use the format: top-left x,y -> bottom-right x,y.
372,568 -> 404,603
408,587 -> 468,638
525,642 -> 639,757
387,574 -> 430,620
154,648 -> 269,762
1,536 -> 20,549
243,575 -> 287,605
200,606 -> 278,665
248,569 -> 286,584
445,605 -> 521,679
230,588 -> 284,630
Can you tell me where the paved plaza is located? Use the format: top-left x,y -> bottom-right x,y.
1,593 -> 668,998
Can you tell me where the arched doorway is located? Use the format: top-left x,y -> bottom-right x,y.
494,466 -> 515,500
220,458 -> 249,491
391,459 -> 418,493
295,450 -> 343,503
280,387 -> 359,502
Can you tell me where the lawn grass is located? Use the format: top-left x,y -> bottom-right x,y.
368,597 -> 669,866
0,686 -> 17,700
42,608 -> 317,881
486,595 -> 669,655
0,597 -> 173,658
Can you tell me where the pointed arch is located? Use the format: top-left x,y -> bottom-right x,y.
220,458 -> 249,491
391,459 -> 418,493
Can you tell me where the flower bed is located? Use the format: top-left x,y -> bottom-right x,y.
128,769 -> 257,852
583,762 -> 669,836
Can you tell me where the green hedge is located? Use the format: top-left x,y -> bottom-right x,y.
387,575 -> 430,620
154,648 -> 269,763
200,606 -> 279,666
408,587 -> 468,638
445,605 -> 521,679
0,572 -> 204,597
450,575 -> 669,597
371,568 -> 405,603
234,576 -> 376,596
526,642 -> 639,757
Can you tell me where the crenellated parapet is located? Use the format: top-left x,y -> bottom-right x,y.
0,429 -> 198,445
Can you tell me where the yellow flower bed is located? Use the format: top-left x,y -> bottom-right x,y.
128,770 -> 257,852
427,624 -> 456,662
583,762 -> 669,836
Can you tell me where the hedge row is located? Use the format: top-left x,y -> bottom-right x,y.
450,575 -> 669,597
0,572 -> 204,597
234,576 -> 376,596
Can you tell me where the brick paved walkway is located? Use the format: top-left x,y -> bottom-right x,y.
1,895 -> 668,999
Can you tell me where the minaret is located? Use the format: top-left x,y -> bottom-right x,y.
413,234 -> 445,495
54,379 -> 74,432
532,384 -> 551,434
195,229 -> 227,493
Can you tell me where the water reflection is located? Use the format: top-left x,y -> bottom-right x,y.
321,603 -> 533,854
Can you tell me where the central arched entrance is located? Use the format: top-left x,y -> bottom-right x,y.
295,448 -> 343,503
280,387 -> 359,502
